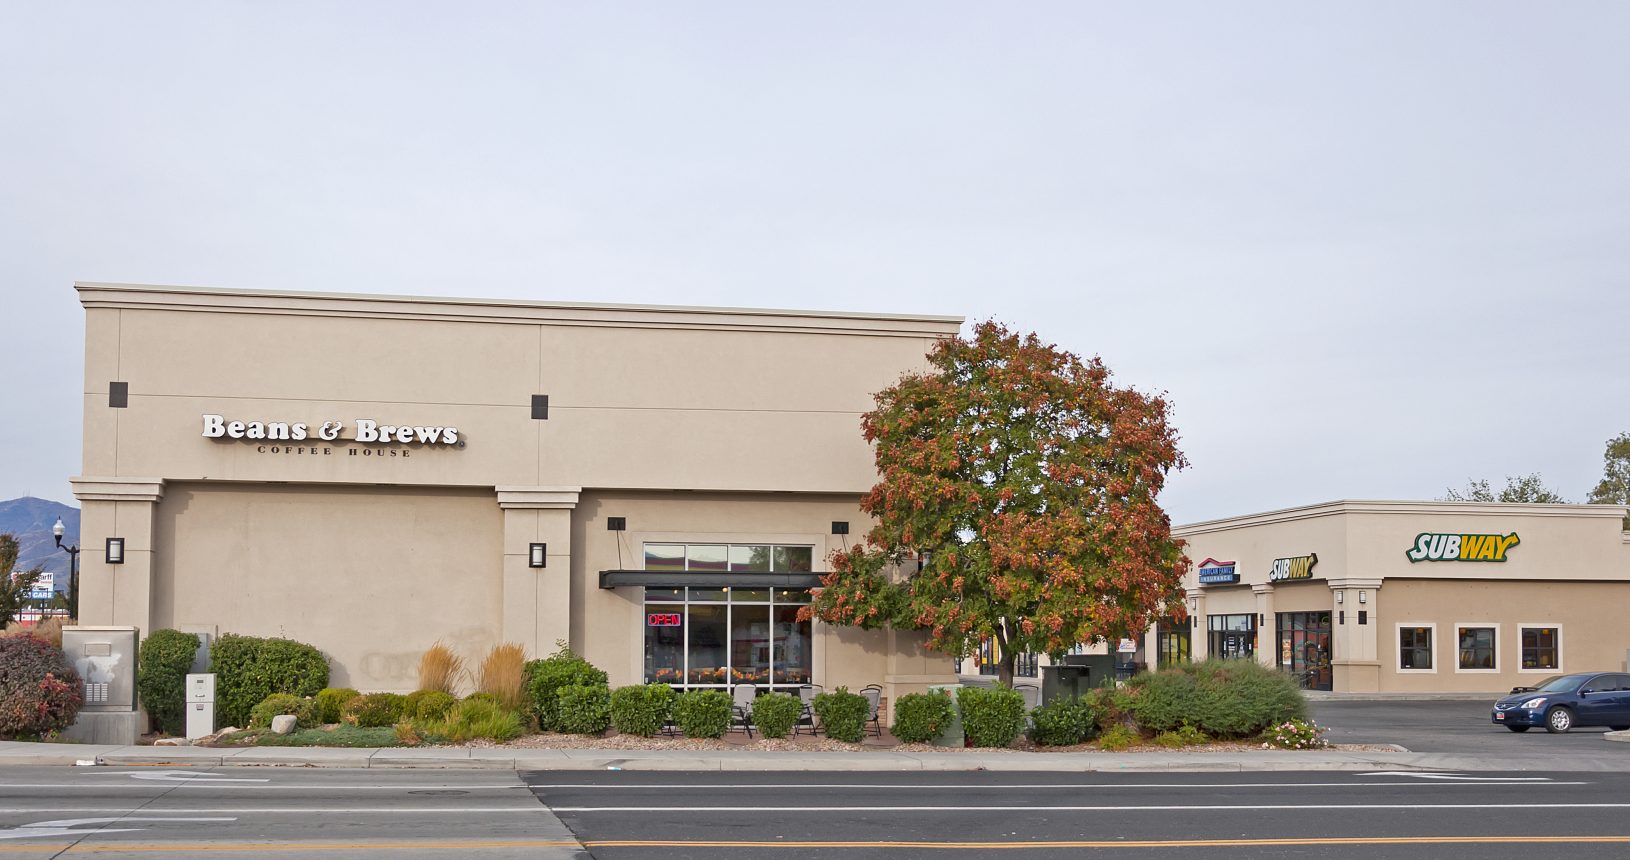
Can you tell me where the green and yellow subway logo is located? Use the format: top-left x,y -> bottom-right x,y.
1406,532 -> 1520,563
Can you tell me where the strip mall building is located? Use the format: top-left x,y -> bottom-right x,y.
71,283 -> 1630,709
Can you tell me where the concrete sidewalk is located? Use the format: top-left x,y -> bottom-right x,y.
3,739 -> 1628,772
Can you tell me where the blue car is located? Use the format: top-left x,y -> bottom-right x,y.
1491,672 -> 1630,733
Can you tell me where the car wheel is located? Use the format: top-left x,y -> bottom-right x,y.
1545,707 -> 1574,734
1505,725 -> 1531,733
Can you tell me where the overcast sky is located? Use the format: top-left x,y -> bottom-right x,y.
2,2 -> 1626,523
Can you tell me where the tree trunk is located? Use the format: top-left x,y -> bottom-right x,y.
995,625 -> 1014,688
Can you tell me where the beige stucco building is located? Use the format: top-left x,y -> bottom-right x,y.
71,282 -> 963,718
1176,500 -> 1630,693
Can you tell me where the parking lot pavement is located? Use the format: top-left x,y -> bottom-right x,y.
1313,699 -> 1630,755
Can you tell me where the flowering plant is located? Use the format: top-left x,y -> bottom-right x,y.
1260,718 -> 1327,750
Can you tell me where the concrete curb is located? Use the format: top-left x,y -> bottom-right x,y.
1608,730 -> 1630,744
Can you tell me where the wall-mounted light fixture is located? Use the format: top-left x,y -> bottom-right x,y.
1359,590 -> 1368,604
105,537 -> 125,565
529,543 -> 547,569
1335,590 -> 1344,604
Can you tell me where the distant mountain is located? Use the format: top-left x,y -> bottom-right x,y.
0,497 -> 80,587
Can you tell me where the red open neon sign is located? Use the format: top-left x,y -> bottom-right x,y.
647,613 -> 682,627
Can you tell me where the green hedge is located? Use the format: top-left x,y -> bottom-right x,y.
557,684 -> 612,735
409,690 -> 457,721
315,688 -> 360,724
957,685 -> 1025,748
673,689 -> 732,738
208,634 -> 330,728
341,692 -> 407,728
813,688 -> 869,743
891,690 -> 955,744
523,648 -> 608,732
610,684 -> 675,737
136,629 -> 200,735
1125,659 -> 1305,738
249,693 -> 318,730
750,692 -> 803,739
1028,695 -> 1098,746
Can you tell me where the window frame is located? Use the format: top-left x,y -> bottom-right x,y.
1395,622 -> 1437,674
1516,623 -> 1563,674
1453,622 -> 1500,673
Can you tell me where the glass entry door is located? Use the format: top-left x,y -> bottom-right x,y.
1207,614 -> 1255,661
1277,611 -> 1333,691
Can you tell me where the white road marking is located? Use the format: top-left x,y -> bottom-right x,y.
0,816 -> 234,841
92,771 -> 269,783
550,802 -> 1630,813
0,807 -> 554,815
530,780 -> 1577,790
1,783 -> 529,791
1356,772 -> 1556,781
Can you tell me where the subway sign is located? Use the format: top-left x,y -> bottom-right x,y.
1406,532 -> 1520,563
1196,558 -> 1239,584
1268,553 -> 1318,582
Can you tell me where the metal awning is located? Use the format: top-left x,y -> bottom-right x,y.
597,570 -> 825,590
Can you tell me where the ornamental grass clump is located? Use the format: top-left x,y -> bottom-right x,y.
409,690 -> 457,721
673,689 -> 733,739
609,684 -> 675,737
956,685 -> 1026,748
812,687 -> 870,743
0,634 -> 82,739
891,690 -> 955,744
417,641 -> 465,695
136,629 -> 201,735
750,692 -> 804,739
422,697 -> 524,743
476,643 -> 527,712
1096,723 -> 1140,751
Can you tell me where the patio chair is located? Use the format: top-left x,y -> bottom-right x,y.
794,684 -> 822,735
731,684 -> 757,738
860,685 -> 884,737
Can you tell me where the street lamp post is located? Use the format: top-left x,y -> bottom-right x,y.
52,517 -> 79,621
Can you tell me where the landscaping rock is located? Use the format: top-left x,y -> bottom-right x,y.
153,737 -> 191,746
270,715 -> 298,735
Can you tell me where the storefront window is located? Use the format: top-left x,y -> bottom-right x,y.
1399,626 -> 1433,670
1277,612 -> 1332,691
974,638 -> 1036,677
1157,620 -> 1191,666
1520,627 -> 1558,670
1207,614 -> 1255,661
1458,626 -> 1497,670
642,543 -> 817,691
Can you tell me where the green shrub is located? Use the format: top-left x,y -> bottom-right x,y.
1153,725 -> 1209,748
956,685 -> 1025,748
673,689 -> 732,738
341,692 -> 407,728
1028,695 -> 1099,747
249,693 -> 318,730
463,692 -> 500,706
0,634 -> 82,738
523,646 -> 608,732
410,690 -> 457,721
427,697 -> 524,743
1097,723 -> 1140,751
1084,683 -> 1135,733
208,634 -> 330,728
750,692 -> 803,739
1127,660 -> 1305,738
609,684 -> 675,737
812,687 -> 870,743
136,629 -> 200,736
314,688 -> 360,724
557,684 -> 612,735
891,690 -> 955,744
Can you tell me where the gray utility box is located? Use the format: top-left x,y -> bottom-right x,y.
185,673 -> 216,739
927,683 -> 965,747
60,626 -> 141,745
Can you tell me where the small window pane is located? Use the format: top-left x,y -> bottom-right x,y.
728,587 -> 770,603
644,605 -> 686,686
775,588 -> 812,603
688,587 -> 728,602
730,545 -> 773,572
1521,627 -> 1558,670
1400,627 -> 1432,670
645,587 -> 684,600
1458,627 -> 1496,670
645,544 -> 685,572
688,604 -> 729,684
687,545 -> 728,573
774,546 -> 814,572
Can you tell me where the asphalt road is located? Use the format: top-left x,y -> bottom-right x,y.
1312,699 -> 1630,755
531,770 -> 1630,858
0,766 -> 584,858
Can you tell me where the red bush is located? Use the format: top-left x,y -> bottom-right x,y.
0,634 -> 83,737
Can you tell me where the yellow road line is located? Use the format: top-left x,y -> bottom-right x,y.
0,836 -> 1628,852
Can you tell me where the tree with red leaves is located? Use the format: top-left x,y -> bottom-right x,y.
805,321 -> 1190,686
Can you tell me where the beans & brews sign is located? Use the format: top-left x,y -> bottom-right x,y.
201,413 -> 463,457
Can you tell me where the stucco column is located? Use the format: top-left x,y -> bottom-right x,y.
495,487 -> 580,660
1189,589 -> 1208,661
1328,579 -> 1383,692
69,478 -> 165,632
1252,583 -> 1276,669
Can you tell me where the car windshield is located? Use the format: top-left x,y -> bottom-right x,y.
1530,675 -> 1586,693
